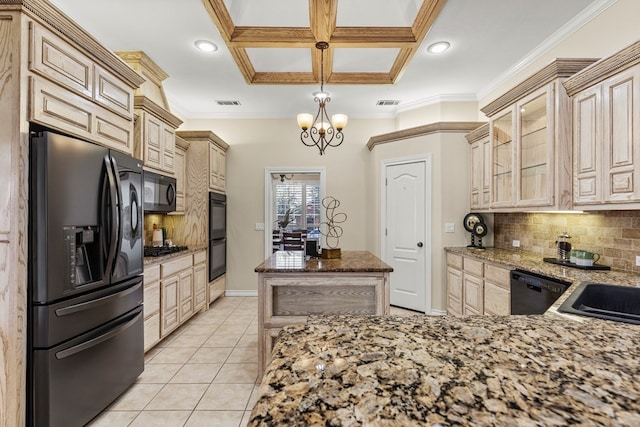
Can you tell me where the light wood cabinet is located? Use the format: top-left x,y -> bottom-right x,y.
208,139 -> 227,192
446,252 -> 512,316
171,136 -> 189,214
462,258 -> 483,314
566,46 -> 640,209
116,51 -> 183,174
209,274 -> 226,304
27,22 -> 139,155
258,270 -> 390,377
156,252 -> 207,338
467,124 -> 491,210
143,264 -> 161,352
483,264 -> 511,315
481,59 -> 597,211
193,251 -> 207,312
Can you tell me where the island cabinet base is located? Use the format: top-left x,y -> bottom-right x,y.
258,272 -> 390,377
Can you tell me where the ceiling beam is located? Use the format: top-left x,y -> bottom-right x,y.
309,0 -> 337,42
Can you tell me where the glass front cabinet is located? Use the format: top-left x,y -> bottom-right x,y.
480,59 -> 597,211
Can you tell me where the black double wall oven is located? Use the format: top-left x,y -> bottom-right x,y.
28,130 -> 144,427
209,191 -> 226,282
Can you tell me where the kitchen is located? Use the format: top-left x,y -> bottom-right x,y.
2,0 -> 640,426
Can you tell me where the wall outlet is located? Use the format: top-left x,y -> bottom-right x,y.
512,240 -> 520,248
636,255 -> 640,266
255,223 -> 265,231
445,223 -> 455,233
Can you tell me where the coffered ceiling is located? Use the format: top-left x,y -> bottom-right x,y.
201,0 -> 446,85
48,0 -> 607,119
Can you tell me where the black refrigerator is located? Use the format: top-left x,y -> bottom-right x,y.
28,130 -> 144,427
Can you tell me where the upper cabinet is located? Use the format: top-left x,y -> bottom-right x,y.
177,130 -> 229,194
479,59 -> 597,212
466,124 -> 491,211
116,51 -> 182,175
27,22 -> 144,155
564,41 -> 640,209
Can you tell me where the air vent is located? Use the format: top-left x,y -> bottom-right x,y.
376,100 -> 399,106
215,100 -> 241,106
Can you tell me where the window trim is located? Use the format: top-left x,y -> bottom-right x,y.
264,167 -> 326,258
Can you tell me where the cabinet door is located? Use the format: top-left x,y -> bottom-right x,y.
209,143 -> 218,190
161,126 -> 176,174
573,85 -> 603,204
491,108 -> 515,207
217,149 -> 226,192
602,67 -> 640,203
161,275 -> 179,337
470,141 -> 482,209
193,262 -> 207,312
484,282 -> 510,315
178,268 -> 194,321
144,113 -> 163,170
481,138 -> 492,207
463,274 -> 483,314
517,88 -> 554,207
446,266 -> 463,315
174,146 -> 186,213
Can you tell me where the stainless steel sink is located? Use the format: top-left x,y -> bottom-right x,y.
558,283 -> 640,324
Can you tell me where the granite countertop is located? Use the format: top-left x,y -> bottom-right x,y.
255,250 -> 393,273
249,315 -> 640,426
143,245 -> 207,266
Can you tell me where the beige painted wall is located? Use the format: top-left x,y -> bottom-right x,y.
179,118 -> 395,293
479,0 -> 640,107
368,132 -> 473,312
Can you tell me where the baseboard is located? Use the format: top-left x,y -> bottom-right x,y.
224,290 -> 258,297
430,309 -> 447,316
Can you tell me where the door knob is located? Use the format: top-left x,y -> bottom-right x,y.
417,242 -> 423,247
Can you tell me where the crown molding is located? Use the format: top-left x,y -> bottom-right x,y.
367,121 -> 485,150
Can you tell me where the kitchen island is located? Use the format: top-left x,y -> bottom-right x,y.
255,251 -> 393,377
249,314 -> 640,426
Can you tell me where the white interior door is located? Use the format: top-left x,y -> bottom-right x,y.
385,160 -> 429,312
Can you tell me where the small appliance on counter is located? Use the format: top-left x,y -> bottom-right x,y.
555,231 -> 572,262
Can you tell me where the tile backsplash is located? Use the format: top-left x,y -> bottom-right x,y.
493,211 -> 640,272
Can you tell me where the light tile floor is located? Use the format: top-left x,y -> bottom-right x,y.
88,297 -> 418,427
89,296 -> 260,427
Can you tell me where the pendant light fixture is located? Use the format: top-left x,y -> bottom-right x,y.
297,42 -> 348,156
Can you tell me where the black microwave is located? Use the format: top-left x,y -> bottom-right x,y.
143,170 -> 176,213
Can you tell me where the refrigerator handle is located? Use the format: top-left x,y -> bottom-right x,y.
103,155 -> 118,277
109,155 -> 123,275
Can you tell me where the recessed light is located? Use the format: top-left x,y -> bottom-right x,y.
427,41 -> 450,54
194,40 -> 218,53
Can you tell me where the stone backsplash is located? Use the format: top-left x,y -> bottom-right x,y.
493,210 -> 640,272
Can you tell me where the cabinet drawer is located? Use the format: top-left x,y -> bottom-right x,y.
193,250 -> 207,265
447,253 -> 463,269
30,22 -> 93,99
143,313 -> 160,352
484,264 -> 511,289
145,264 -> 161,283
463,257 -> 484,277
143,281 -> 160,318
161,254 -> 193,277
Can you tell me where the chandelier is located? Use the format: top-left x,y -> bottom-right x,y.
297,41 -> 348,156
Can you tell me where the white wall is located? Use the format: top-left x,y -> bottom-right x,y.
179,118 -> 395,293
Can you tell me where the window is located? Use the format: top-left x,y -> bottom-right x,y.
272,174 -> 321,237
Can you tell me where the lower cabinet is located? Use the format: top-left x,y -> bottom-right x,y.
446,252 -> 511,316
143,264 -> 161,352
209,274 -> 225,304
144,250 -> 209,351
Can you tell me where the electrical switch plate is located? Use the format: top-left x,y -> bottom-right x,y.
255,223 -> 265,231
445,223 -> 455,233
513,240 -> 520,248
636,255 -> 640,266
